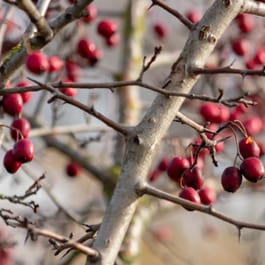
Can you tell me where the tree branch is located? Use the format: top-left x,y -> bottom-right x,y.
150,0 -> 193,30
138,183 -> 265,232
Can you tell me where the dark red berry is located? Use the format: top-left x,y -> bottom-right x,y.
82,4 -> 97,23
12,139 -> 34,163
182,166 -> 204,190
2,94 -> 23,116
240,157 -> 265,182
48,56 -> 63,72
239,136 -> 260,158
59,79 -> 77,97
148,169 -> 160,182
254,47 -> 265,65
3,150 -> 21,173
77,38 -> 96,59
105,33 -> 120,47
10,117 -> 31,140
153,23 -> 167,39
200,102 -> 229,123
97,20 -> 117,38
236,13 -> 254,33
66,162 -> 80,177
221,166 -> 242,192
157,157 -> 169,171
16,80 -> 33,103
199,187 -> 216,205
232,38 -> 249,56
65,59 -> 79,81
26,51 -> 49,74
167,157 -> 190,182
179,187 -> 201,204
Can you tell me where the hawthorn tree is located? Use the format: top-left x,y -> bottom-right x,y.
1,0 -> 265,265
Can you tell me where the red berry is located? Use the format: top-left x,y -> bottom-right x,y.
48,56 -> 63,72
2,94 -> 23,116
200,102 -> 229,123
148,169 -> 160,182
236,13 -> 254,33
153,23 -> 167,39
26,51 -> 49,74
253,47 -> 265,65
87,48 -> 103,66
10,117 -> 31,140
232,38 -> 249,56
3,149 -> 21,173
179,187 -> 201,204
82,4 -> 97,23
16,80 -> 33,103
240,157 -> 265,182
221,166 -> 242,192
245,58 -> 258,70
157,157 -> 169,171
77,38 -> 96,59
243,116 -> 263,136
65,59 -> 79,81
12,139 -> 34,163
199,187 -> 216,205
66,162 -> 80,177
59,79 -> 77,97
105,33 -> 120,47
239,136 -> 260,158
167,157 -> 190,182
97,19 -> 117,38
186,10 -> 201,23
182,166 -> 204,190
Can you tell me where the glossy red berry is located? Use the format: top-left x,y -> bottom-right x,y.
199,187 -> 216,205
77,38 -> 96,59
16,80 -> 33,103
182,166 -> 204,190
167,157 -> 190,182
2,94 -> 23,116
232,38 -> 249,56
48,56 -> 63,72
82,4 -> 97,23
26,51 -> 49,74
179,187 -> 201,204
87,48 -> 103,66
221,166 -> 242,192
66,162 -> 81,177
153,23 -> 167,39
3,149 -> 21,173
239,136 -> 260,159
240,157 -> 265,182
12,139 -> 34,163
10,117 -> 31,140
97,19 -> 117,38
200,102 -> 229,123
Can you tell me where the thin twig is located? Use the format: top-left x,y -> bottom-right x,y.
151,0 -> 193,30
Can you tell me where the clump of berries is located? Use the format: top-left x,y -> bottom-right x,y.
3,128 -> 34,173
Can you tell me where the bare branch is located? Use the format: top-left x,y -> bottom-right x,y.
29,79 -> 129,136
242,0 -> 265,16
138,183 -> 265,232
150,0 -> 193,30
